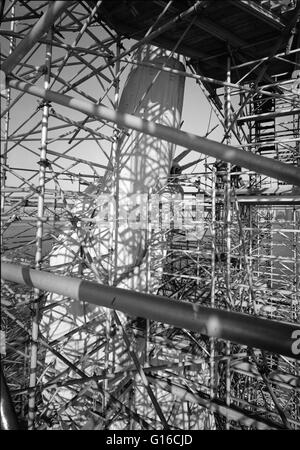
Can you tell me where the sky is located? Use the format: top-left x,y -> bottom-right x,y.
0,2 -> 227,197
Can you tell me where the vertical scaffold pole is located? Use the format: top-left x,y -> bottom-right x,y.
27,30 -> 52,430
104,37 -> 121,426
1,6 -> 15,242
293,207 -> 299,322
209,166 -> 216,428
225,54 -> 232,430
112,38 -> 121,290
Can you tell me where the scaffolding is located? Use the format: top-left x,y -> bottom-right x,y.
1,0 -> 299,430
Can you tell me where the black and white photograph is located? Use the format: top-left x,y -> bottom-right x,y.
0,0 -> 299,435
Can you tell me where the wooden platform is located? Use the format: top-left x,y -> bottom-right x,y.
96,0 -> 299,84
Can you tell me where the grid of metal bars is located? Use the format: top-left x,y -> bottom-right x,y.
0,0 -> 299,430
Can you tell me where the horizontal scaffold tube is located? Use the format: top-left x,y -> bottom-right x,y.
237,108 -> 300,123
1,262 -> 299,359
7,79 -> 300,187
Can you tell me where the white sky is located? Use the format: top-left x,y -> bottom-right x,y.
1,2 -> 228,196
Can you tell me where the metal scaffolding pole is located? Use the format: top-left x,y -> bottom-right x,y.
1,261 -> 299,359
225,54 -> 232,430
209,167 -> 216,427
1,5 -> 15,249
104,38 -> 121,424
27,30 -> 52,429
1,1 -> 71,74
7,79 -> 300,187
64,0 -> 206,93
147,374 -> 283,430
1,2 -> 299,430
48,0 -> 103,91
